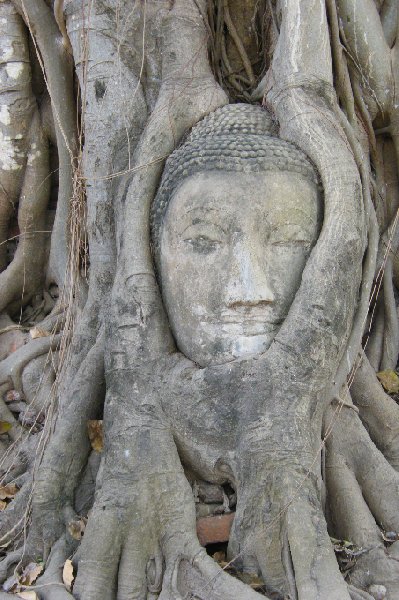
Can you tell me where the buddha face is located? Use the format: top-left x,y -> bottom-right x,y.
159,170 -> 322,366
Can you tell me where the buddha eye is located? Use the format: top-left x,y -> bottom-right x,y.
270,239 -> 311,248
184,235 -> 221,254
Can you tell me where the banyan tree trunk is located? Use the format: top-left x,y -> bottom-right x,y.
0,1 -> 398,599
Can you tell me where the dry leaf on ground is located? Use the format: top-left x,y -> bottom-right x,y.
0,483 -> 18,500
29,327 -> 51,339
238,572 -> 264,589
87,420 -> 103,452
212,550 -> 226,563
19,562 -> 43,586
0,500 -> 7,510
17,592 -> 38,600
377,369 -> 399,394
62,559 -> 74,591
68,517 -> 86,540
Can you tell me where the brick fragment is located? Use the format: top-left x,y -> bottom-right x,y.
196,512 -> 234,546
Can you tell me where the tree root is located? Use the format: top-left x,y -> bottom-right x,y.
0,315 -> 27,362
0,334 -> 61,393
32,535 -> 75,600
0,549 -> 23,583
325,401 -> 399,597
351,352 -> 399,470
0,476 -> 31,549
32,331 -> 104,549
73,475 -> 264,600
21,353 -> 56,413
348,585 -> 375,600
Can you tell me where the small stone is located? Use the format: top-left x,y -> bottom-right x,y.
384,531 -> 399,541
196,503 -> 223,518
196,512 -> 234,546
195,481 -> 224,504
368,584 -> 387,599
4,390 -> 23,403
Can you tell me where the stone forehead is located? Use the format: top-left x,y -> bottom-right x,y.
150,104 -> 319,264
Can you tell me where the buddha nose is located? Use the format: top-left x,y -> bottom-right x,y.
225,240 -> 275,307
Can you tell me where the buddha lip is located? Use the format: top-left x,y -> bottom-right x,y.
220,310 -> 282,323
204,317 -> 282,325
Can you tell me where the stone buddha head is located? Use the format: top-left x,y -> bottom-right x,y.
151,104 -> 322,367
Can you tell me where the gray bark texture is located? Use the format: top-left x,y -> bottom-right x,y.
0,1 -> 399,599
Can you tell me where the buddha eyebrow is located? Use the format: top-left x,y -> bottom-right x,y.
179,219 -> 227,236
184,207 -> 221,216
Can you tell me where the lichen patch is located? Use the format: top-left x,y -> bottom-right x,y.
6,61 -> 24,79
0,131 -> 22,170
27,149 -> 41,166
0,105 -> 10,126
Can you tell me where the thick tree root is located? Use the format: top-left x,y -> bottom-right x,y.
325,402 -> 399,598
73,477 -> 264,600
351,352 -> 399,470
227,457 -> 349,600
348,545 -> 399,599
32,332 -> 104,549
0,477 -> 31,549
33,535 -> 76,600
0,334 -> 61,393
0,549 -> 23,583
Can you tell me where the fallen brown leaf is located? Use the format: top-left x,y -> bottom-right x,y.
68,518 -> 86,540
0,500 -> 7,510
0,483 -> 18,500
377,369 -> 399,394
19,562 -> 43,586
62,559 -> 74,591
29,327 -> 51,339
87,420 -> 103,452
212,550 -> 226,564
236,572 -> 264,589
0,421 -> 12,434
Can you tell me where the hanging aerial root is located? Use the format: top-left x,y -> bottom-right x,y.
12,0 -> 78,287
0,111 -> 50,315
366,296 -> 385,371
0,1 -> 36,271
0,192 -> 14,275
381,256 -> 399,369
326,0 -> 356,126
